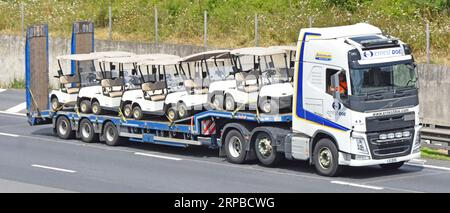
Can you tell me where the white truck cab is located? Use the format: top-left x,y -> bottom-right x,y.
291,23 -> 421,176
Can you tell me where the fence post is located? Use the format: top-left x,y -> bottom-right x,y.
108,6 -> 112,41
21,3 -> 24,39
426,22 -> 430,64
155,7 -> 158,45
204,10 -> 207,48
255,14 -> 259,47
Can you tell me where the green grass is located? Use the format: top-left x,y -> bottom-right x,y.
5,78 -> 26,89
421,147 -> 450,161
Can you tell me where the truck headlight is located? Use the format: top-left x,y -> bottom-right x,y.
351,137 -> 369,155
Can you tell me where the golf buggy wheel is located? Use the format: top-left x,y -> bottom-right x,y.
254,132 -> 282,166
313,138 -> 342,177
123,104 -> 132,118
166,105 -> 178,121
259,98 -> 279,114
56,116 -> 74,139
51,97 -> 61,111
79,100 -> 92,113
225,95 -> 236,111
79,119 -> 98,143
211,94 -> 224,110
103,122 -> 122,146
132,105 -> 143,120
91,101 -> 102,115
177,103 -> 191,119
379,162 -> 405,170
224,130 -> 247,164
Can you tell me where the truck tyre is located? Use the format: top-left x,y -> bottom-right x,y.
211,94 -> 224,110
79,119 -> 98,143
56,116 -> 74,139
103,122 -> 122,146
132,105 -> 143,120
313,138 -> 341,177
224,130 -> 247,164
177,103 -> 191,119
379,161 -> 405,170
166,105 -> 178,121
225,95 -> 236,111
123,104 -> 132,118
79,100 -> 91,113
51,97 -> 61,111
254,132 -> 282,166
259,98 -> 279,114
92,101 -> 102,115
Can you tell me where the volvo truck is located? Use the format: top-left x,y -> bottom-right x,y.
26,23 -> 421,176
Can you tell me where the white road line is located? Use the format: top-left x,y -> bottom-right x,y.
331,181 -> 384,190
31,164 -> 77,173
6,102 -> 26,113
134,152 -> 182,161
0,89 -> 6,93
0,132 -> 20,137
406,163 -> 450,172
0,111 -> 26,116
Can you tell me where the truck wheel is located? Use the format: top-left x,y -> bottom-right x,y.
211,94 -> 224,110
259,98 -> 279,114
225,95 -> 236,111
224,130 -> 246,164
103,122 -> 122,146
123,104 -> 132,118
254,132 -> 282,166
313,138 -> 341,177
79,119 -> 98,143
92,101 -> 102,115
79,100 -> 91,113
132,105 -> 143,120
51,97 -> 61,111
56,116 -> 74,139
379,162 -> 405,170
177,103 -> 191,119
166,105 -> 178,121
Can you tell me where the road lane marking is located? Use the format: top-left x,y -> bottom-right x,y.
331,181 -> 383,190
0,111 -> 26,116
0,89 -> 6,93
0,132 -> 19,137
406,163 -> 450,171
6,102 -> 26,113
31,164 -> 76,173
134,152 -> 182,161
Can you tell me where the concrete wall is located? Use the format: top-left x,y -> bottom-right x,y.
0,34 -> 210,87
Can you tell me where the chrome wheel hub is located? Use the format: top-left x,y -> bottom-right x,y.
258,137 -> 272,158
228,136 -> 242,158
319,147 -> 332,169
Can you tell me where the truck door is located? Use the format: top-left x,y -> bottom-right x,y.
325,68 -> 351,127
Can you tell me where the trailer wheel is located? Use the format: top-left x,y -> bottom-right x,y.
224,130 -> 246,164
379,162 -> 405,170
132,105 -> 143,120
56,116 -> 74,139
103,122 -> 122,146
177,103 -> 191,119
51,97 -> 61,111
313,138 -> 341,177
123,104 -> 132,118
166,105 -> 178,121
79,100 -> 92,113
92,101 -> 102,115
254,132 -> 282,166
225,95 -> 236,111
79,119 -> 98,143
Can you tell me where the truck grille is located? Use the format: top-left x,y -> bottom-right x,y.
367,128 -> 414,159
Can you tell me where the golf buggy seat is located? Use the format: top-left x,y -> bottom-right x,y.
235,70 -> 260,93
184,78 -> 209,95
141,81 -> 167,101
56,70 -> 80,94
101,78 -> 125,98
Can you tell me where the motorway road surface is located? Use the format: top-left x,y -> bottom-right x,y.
0,89 -> 450,193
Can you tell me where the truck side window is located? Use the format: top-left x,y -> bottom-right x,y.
326,68 -> 339,95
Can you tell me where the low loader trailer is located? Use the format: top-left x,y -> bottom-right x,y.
26,23 -> 421,176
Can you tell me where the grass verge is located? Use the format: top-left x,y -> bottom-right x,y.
421,147 -> 450,161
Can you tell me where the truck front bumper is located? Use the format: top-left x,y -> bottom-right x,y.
338,152 -> 421,167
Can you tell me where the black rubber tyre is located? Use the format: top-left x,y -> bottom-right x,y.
132,105 -> 143,120
313,138 -> 342,177
79,100 -> 92,114
254,132 -> 282,166
79,119 -> 98,143
379,161 -> 405,170
211,94 -> 224,110
123,104 -> 133,118
91,101 -> 102,115
103,122 -> 122,146
259,98 -> 279,114
51,97 -> 61,111
166,105 -> 178,121
56,116 -> 74,139
225,95 -> 236,111
177,102 -> 191,119
224,130 -> 247,164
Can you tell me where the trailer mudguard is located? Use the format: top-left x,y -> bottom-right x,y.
26,24 -> 52,125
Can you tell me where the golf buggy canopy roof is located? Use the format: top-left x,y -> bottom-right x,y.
269,46 -> 297,52
138,58 -> 181,66
181,50 -> 231,62
56,51 -> 134,61
231,47 -> 286,56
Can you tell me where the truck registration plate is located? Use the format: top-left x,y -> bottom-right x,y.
385,158 -> 398,163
